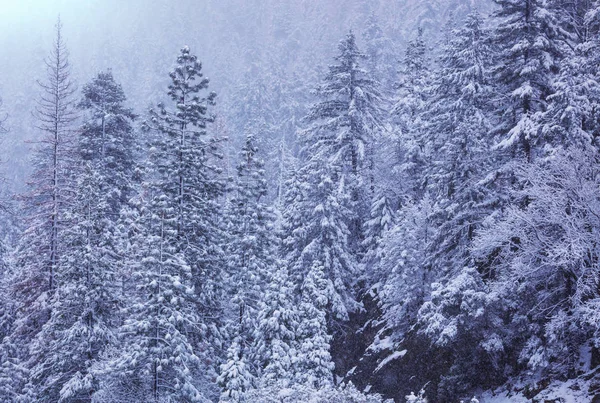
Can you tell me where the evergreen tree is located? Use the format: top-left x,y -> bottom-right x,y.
541,1 -> 600,151
105,199 -> 209,402
18,69 -> 137,403
225,134 -> 277,349
25,164 -> 119,403
144,45 -> 225,378
362,12 -> 397,92
283,32 -> 381,322
4,18 -> 79,401
217,339 -> 253,402
252,266 -> 299,387
78,70 -> 136,211
490,0 -> 565,163
379,197 -> 434,339
302,31 -> 382,251
78,70 -> 138,322
361,190 -> 395,286
295,263 -> 335,388
392,28 -> 433,200
424,11 -> 495,275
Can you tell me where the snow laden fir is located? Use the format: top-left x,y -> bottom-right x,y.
2,1 -> 600,402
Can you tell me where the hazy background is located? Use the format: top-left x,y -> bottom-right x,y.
0,0 -> 491,194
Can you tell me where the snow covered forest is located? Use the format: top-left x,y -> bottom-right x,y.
2,0 -> 600,401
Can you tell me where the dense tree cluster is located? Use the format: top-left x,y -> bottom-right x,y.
2,2 -> 600,401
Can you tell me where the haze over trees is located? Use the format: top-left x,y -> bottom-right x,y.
1,0 -> 600,402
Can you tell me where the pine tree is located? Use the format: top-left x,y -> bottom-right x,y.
217,339 -> 253,402
490,0 -> 565,163
78,70 -> 138,323
4,18 -> 79,401
362,12 -> 397,92
392,28 -> 433,200
106,199 -> 208,402
541,1 -> 600,152
379,197 -> 434,338
424,11 -> 495,275
361,190 -> 395,286
295,263 -> 335,388
144,45 -> 226,379
252,266 -> 299,387
78,70 -> 136,211
284,32 -> 381,322
303,31 -> 382,251
25,164 -> 120,403
225,134 -> 277,349
99,45 -> 224,401
16,69 -> 138,403
13,16 -> 77,302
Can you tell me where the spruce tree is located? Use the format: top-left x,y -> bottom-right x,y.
19,69 -> 138,403
25,164 -> 119,403
541,1 -> 600,151
100,46 -> 224,402
362,12 -> 397,92
284,32 -> 381,320
252,266 -> 299,387
392,28 -> 432,200
217,339 -> 253,402
4,18 -> 79,401
295,263 -> 335,388
78,70 -> 137,211
145,45 -> 224,330
424,11 -> 495,275
225,134 -> 277,347
107,199 -> 208,402
303,31 -> 382,251
490,0 -> 565,163
143,46 -> 226,382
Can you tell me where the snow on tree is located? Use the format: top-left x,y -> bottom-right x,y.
392,28 -> 433,200
78,70 -> 137,211
245,381 -> 389,403
405,388 -> 427,403
103,200 -> 209,402
362,12 -> 397,92
252,265 -> 299,387
143,45 -> 226,377
0,338 -> 29,402
490,0 -> 566,163
3,18 -> 79,401
217,339 -> 253,402
24,163 -> 120,402
473,147 -> 600,379
284,32 -> 381,322
77,70 -> 138,323
225,134 -> 277,349
423,10 -> 496,276
361,190 -> 395,287
13,68 -> 138,403
302,31 -> 382,250
416,267 -> 505,399
541,1 -> 600,152
295,262 -> 335,388
379,197 -> 434,341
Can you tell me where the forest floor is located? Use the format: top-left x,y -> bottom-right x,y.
479,371 -> 600,402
